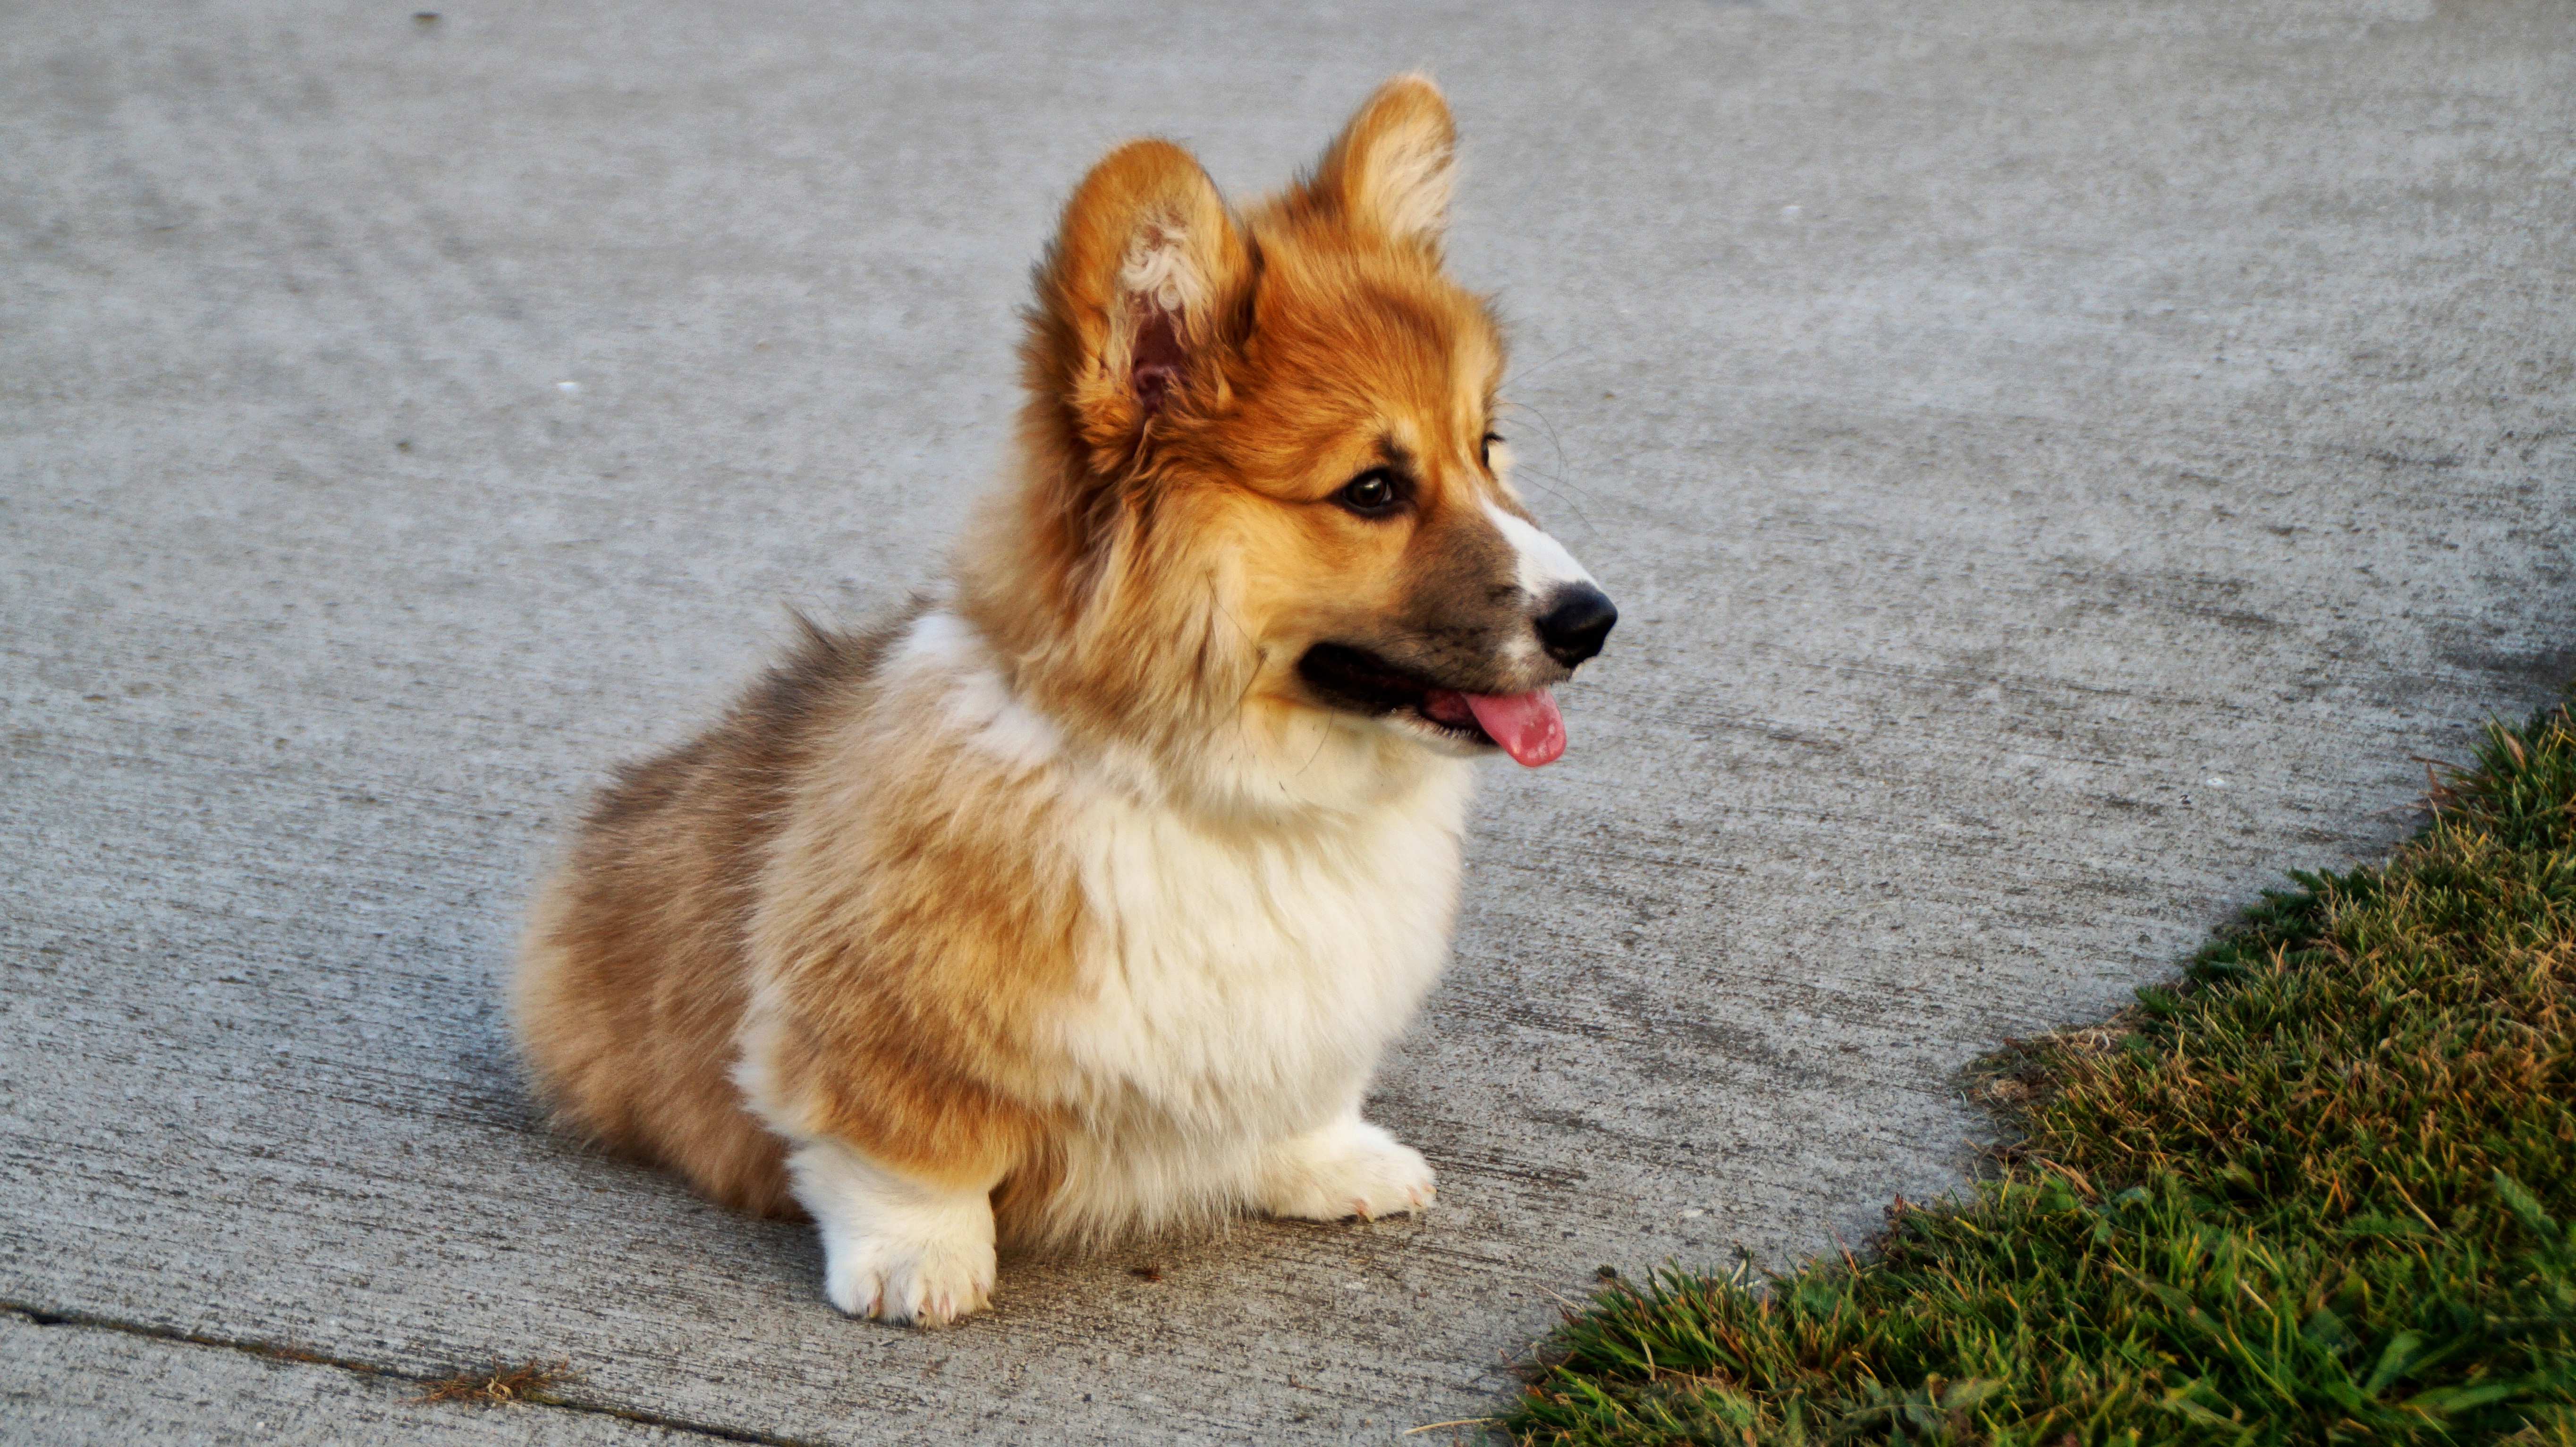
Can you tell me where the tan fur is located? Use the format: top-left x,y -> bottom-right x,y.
513,75 -> 1577,1274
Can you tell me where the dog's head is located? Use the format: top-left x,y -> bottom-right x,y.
968,76 -> 1614,792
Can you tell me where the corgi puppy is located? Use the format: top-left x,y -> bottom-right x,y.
512,74 -> 1616,1326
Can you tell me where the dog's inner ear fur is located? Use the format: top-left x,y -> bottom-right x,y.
1119,221 -> 1200,417
1294,73 -> 1457,253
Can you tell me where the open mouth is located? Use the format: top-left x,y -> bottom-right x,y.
1298,644 -> 1492,743
1295,644 -> 1568,767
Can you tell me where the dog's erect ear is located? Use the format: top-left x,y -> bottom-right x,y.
1024,139 -> 1249,467
1293,74 -> 1457,254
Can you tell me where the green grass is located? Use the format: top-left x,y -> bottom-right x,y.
1495,689 -> 2576,1447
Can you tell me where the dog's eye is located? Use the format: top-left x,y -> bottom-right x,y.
1338,468 -> 1402,516
1480,432 -> 1503,470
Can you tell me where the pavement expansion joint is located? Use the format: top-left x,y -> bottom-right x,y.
3,1302 -> 813,1447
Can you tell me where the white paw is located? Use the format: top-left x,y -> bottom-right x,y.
786,1140 -> 999,1328
823,1233 -> 996,1327
1260,1116 -> 1436,1223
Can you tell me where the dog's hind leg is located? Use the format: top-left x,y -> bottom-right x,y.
1254,1110 -> 1436,1223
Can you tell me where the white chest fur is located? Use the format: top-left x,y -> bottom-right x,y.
1050,761 -> 1469,1132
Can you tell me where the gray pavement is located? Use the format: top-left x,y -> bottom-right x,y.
5,0 -> 2572,1442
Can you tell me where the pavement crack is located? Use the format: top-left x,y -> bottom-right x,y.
2,1301 -> 821,1446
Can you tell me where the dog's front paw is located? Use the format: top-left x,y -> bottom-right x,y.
1259,1116 -> 1436,1222
822,1232 -> 996,1327
787,1140 -> 998,1328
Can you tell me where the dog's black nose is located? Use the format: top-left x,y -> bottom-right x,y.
1535,584 -> 1618,667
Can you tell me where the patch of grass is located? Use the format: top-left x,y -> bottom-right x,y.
415,1357 -> 577,1406
1497,690 -> 2576,1446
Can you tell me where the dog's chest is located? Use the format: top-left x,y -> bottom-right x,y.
1046,769 -> 1471,1132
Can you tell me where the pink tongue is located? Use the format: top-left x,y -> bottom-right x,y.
1461,689 -> 1566,767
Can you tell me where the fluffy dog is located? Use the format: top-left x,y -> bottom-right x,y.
512,74 -> 1617,1326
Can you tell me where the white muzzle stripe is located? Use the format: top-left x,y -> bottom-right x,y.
1484,501 -> 1596,597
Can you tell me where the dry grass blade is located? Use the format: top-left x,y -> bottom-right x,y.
414,1358 -> 578,1407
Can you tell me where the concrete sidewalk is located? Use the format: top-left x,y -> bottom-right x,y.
4,1 -> 2570,1441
